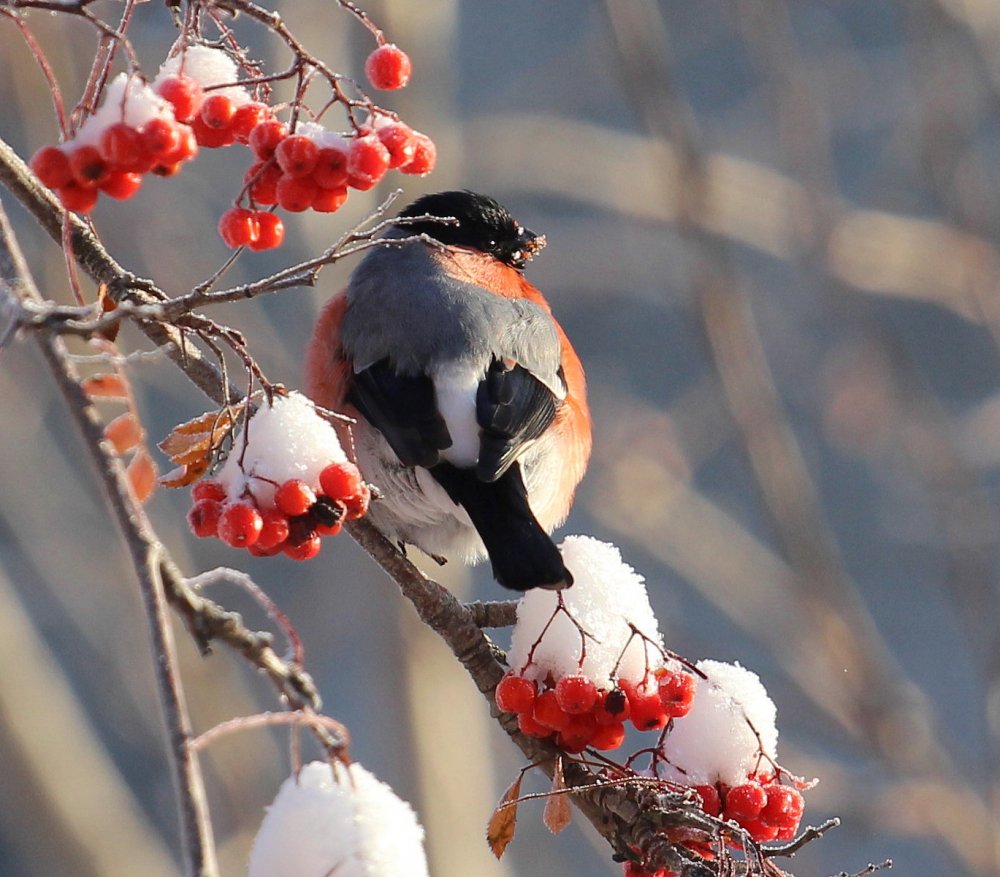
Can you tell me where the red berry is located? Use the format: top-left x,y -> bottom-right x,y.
724,783 -> 767,823
284,530 -> 322,560
314,518 -> 342,537
377,122 -> 416,168
151,161 -> 183,178
594,687 -> 631,724
532,689 -> 572,732
249,119 -> 288,159
69,145 -> 110,187
275,135 -> 319,178
312,145 -> 349,188
159,124 -> 198,165
200,93 -> 235,130
30,146 -> 72,188
99,122 -> 146,171
187,498 -> 223,538
248,211 -> 285,251
623,680 -> 668,731
245,160 -> 282,206
319,462 -> 363,500
399,131 -> 436,176
495,673 -> 536,714
256,508 -> 290,551
248,540 -> 284,558
694,784 -> 722,817
517,710 -> 553,739
190,114 -> 235,148
741,818 -> 780,842
218,501 -> 263,547
760,785 -> 804,829
58,182 -> 99,213
156,74 -> 203,123
589,721 -> 626,751
658,670 -> 696,718
140,117 -> 182,160
312,185 -> 349,213
554,674 -> 598,715
218,207 -> 260,248
557,712 -> 597,753
346,135 -> 390,190
276,174 -> 318,212
192,479 -> 226,502
231,102 -> 271,143
343,482 -> 371,520
99,171 -> 142,200
274,479 -> 317,517
365,44 -> 412,90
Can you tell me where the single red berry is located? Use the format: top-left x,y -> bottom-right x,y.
192,479 -> 226,502
274,479 -> 317,517
517,710 -> 553,739
276,174 -> 318,212
377,122 -> 416,168
156,74 -> 203,123
99,171 -> 143,200
284,530 -> 322,560
30,146 -> 73,189
343,482 -> 371,520
187,498 -> 223,538
555,674 -> 599,715
200,93 -> 236,130
594,687 -> 631,725
248,540 -> 285,557
231,102 -> 271,143
159,124 -> 198,165
99,122 -> 146,171
557,711 -> 597,753
760,785 -> 804,828
312,145 -> 349,188
312,185 -> 349,214
256,508 -> 290,551
346,135 -> 390,190
140,117 -> 182,160
533,688 -> 572,732
244,160 -> 281,206
58,182 -> 99,213
724,783 -> 768,823
218,207 -> 260,248
275,135 -> 320,178
399,131 -> 436,176
190,114 -> 235,148
694,784 -> 722,817
589,721 -> 626,751
658,670 -> 696,718
365,44 -> 412,90
249,119 -> 288,159
623,680 -> 668,731
248,211 -> 285,251
741,818 -> 779,842
495,673 -> 537,714
218,501 -> 263,547
314,518 -> 342,537
319,462 -> 363,500
69,145 -> 110,187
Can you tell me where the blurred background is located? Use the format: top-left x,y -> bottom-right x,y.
1,2 -> 999,876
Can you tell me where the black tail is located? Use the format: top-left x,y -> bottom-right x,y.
431,462 -> 572,591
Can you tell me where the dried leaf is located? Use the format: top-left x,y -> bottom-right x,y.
158,460 -> 209,489
486,774 -> 523,859
126,450 -> 157,503
542,758 -> 572,835
104,412 -> 143,454
96,283 -> 119,342
158,405 -> 242,479
81,373 -> 127,400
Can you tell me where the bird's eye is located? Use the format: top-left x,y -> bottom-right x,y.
489,239 -> 497,248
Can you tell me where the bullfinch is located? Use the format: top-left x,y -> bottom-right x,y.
305,190 -> 591,590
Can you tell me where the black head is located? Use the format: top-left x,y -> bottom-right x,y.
395,190 -> 545,270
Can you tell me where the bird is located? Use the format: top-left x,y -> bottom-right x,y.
305,190 -> 591,590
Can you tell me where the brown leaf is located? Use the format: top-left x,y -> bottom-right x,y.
104,412 -> 143,454
96,284 -> 119,342
157,405 -> 242,480
542,758 -> 572,835
486,774 -> 523,859
158,460 -> 209,489
81,373 -> 127,400
126,450 -> 157,503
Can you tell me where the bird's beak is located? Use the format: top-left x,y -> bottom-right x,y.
520,230 -> 546,262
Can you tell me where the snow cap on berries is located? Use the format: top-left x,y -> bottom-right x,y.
507,536 -> 666,687
216,391 -> 347,508
246,760 -> 429,877
657,660 -> 779,787
156,44 -> 251,106
72,74 -> 174,148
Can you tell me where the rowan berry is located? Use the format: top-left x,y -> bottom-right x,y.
377,122 -> 416,168
99,123 -> 146,171
275,135 -> 319,178
346,135 -> 390,190
555,674 -> 598,715
312,146 -> 349,188
218,207 -> 260,248
245,160 -> 282,205
231,102 -> 271,143
760,785 -> 804,829
218,501 -> 263,547
58,182 -> 99,213
249,119 -> 288,159
533,689 -> 572,732
343,482 -> 371,519
312,185 -> 349,213
319,462 -> 363,500
365,44 -> 412,90
100,171 -> 142,200
69,145 -> 110,187
276,174 -> 317,212
284,530 -> 322,560
399,131 -> 436,176
594,687 -> 631,725
589,721 -> 626,751
256,508 -> 290,551
724,783 -> 767,823
140,118 -> 182,161
156,75 -> 203,123
694,784 -> 721,816
658,670 -> 696,718
495,673 -> 536,714
188,498 -> 223,538
275,479 -> 317,517
517,710 -> 553,739
30,146 -> 72,189
200,93 -> 236,130
248,211 -> 285,251
192,479 -> 226,502
190,114 -> 235,148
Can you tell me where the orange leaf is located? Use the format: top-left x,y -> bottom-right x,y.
486,774 -> 523,859
542,758 -> 571,835
96,284 -> 120,342
157,405 -> 242,478
81,373 -> 127,400
126,450 -> 157,503
158,459 -> 210,489
104,412 -> 143,454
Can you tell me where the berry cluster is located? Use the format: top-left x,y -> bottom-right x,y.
496,665 -> 695,754
698,776 -> 804,843
187,461 -> 369,560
